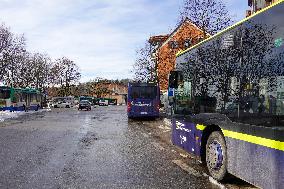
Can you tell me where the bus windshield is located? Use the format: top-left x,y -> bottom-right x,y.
130,86 -> 157,99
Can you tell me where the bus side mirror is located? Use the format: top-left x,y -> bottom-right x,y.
169,71 -> 179,88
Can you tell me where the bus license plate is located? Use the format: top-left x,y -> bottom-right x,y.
141,112 -> 148,115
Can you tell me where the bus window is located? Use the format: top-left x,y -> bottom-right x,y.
0,88 -> 11,99
173,73 -> 193,114
169,71 -> 181,88
130,86 -> 157,99
14,92 -> 23,103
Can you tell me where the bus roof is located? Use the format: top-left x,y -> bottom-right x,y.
128,82 -> 158,87
22,88 -> 40,94
0,86 -> 40,93
176,0 -> 284,57
0,86 -> 10,90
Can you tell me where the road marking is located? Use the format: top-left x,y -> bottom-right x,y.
163,118 -> 172,126
203,173 -> 209,177
209,176 -> 226,189
152,142 -> 165,151
172,159 -> 202,177
141,133 -> 149,138
158,125 -> 171,131
179,153 -> 188,158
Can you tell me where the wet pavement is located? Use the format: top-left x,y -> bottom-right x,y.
0,106 -> 253,189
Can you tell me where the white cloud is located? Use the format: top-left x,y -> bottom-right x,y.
0,0 -> 180,82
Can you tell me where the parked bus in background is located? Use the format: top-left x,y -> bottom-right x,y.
96,98 -> 117,106
169,1 -> 283,189
52,96 -> 75,108
127,82 -> 160,118
0,86 -> 42,111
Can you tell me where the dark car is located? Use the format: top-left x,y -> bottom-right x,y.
78,100 -> 91,111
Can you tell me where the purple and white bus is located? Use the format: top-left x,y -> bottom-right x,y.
127,82 -> 160,119
170,1 -> 284,188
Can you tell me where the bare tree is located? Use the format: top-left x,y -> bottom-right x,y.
31,53 -> 52,91
13,51 -> 33,88
6,35 -> 26,86
132,41 -> 157,83
179,0 -> 233,37
0,24 -> 25,83
1,22 -> 82,97
54,57 -> 81,96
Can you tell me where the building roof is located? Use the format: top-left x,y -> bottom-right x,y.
158,17 -> 207,50
149,35 -> 169,44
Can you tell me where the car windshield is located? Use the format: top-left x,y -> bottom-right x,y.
80,100 -> 89,104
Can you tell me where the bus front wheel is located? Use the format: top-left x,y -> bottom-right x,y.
206,131 -> 228,181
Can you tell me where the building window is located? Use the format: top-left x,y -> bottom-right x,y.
196,36 -> 204,44
184,39 -> 192,48
169,41 -> 179,49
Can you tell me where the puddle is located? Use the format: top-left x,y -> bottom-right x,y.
79,132 -> 98,147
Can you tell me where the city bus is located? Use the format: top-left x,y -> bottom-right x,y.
0,87 -> 43,111
169,1 -> 284,188
127,82 -> 160,118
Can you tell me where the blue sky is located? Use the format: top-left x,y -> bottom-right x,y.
0,0 -> 249,82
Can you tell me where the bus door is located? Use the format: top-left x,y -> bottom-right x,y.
170,71 -> 201,155
23,92 -> 31,108
0,87 -> 11,110
172,114 -> 201,155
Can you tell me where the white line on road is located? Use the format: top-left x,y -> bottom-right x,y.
158,125 -> 171,131
163,118 -> 172,126
209,176 -> 227,189
179,153 -> 188,158
141,132 -> 149,138
151,142 -> 165,151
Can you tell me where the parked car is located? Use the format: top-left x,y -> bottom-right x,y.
53,101 -> 71,108
78,100 -> 92,110
99,99 -> 108,106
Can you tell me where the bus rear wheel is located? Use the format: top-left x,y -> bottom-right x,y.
206,131 -> 228,181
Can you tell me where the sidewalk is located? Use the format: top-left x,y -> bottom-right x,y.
0,108 -> 51,122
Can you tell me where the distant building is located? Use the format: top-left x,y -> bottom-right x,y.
93,82 -> 128,105
149,18 -> 209,90
246,0 -> 281,17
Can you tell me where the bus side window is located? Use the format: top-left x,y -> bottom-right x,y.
133,92 -> 138,99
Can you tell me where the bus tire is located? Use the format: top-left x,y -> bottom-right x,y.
206,131 -> 228,181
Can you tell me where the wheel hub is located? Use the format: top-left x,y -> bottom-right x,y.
207,140 -> 223,170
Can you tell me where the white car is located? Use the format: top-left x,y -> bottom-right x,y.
53,101 -> 71,108
99,99 -> 108,106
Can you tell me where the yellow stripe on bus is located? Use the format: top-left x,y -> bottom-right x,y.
176,0 -> 284,57
222,129 -> 284,152
196,124 -> 206,131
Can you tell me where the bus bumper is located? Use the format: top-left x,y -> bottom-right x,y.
127,111 -> 159,118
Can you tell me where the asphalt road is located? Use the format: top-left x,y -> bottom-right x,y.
0,106 -> 222,189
